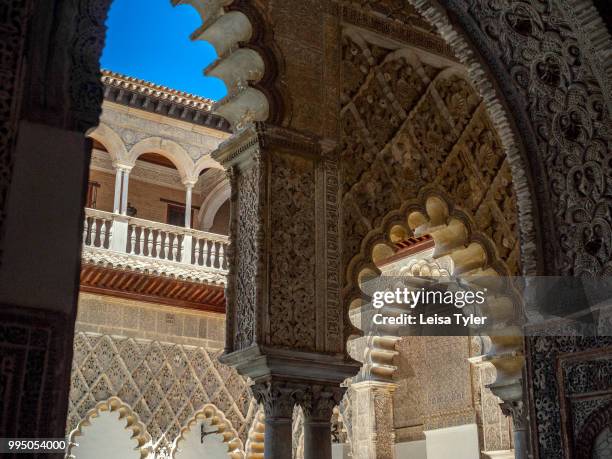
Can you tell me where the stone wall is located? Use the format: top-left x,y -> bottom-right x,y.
76,293 -> 225,349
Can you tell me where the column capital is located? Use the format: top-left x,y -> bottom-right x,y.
299,384 -> 345,422
500,399 -> 527,431
112,161 -> 133,173
251,380 -> 303,421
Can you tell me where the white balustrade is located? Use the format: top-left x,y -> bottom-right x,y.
83,208 -> 229,271
83,209 -> 114,249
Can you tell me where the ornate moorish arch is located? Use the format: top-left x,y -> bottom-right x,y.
406,0 -> 612,277
66,397 -> 152,459
172,404 -> 245,459
344,189 -> 524,456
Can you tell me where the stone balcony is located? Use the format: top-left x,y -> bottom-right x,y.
80,208 -> 229,312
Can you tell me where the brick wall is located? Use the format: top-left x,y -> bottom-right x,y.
89,168 -> 203,224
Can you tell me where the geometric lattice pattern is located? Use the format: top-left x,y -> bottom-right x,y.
68,333 -> 257,449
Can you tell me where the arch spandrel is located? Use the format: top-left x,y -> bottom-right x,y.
127,137 -> 195,183
86,123 -> 128,165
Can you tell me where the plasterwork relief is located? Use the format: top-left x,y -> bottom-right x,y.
340,29 -> 521,293
449,0 -> 612,276
526,335 -> 612,458
100,107 -> 222,160
68,332 -> 257,449
229,156 -> 264,351
269,152 -> 316,350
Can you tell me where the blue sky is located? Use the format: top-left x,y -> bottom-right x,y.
101,0 -> 226,100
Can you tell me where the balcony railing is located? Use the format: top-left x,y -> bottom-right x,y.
82,208 -> 229,271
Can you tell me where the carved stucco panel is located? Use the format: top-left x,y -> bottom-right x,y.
100,107 -> 222,160
340,31 -> 521,289
268,152 -> 317,350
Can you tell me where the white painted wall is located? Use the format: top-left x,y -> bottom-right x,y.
396,439 -> 427,458
424,424 -> 480,459
174,420 -> 229,459
72,410 -> 141,459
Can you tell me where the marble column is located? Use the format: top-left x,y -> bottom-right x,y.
487,347 -> 528,459
501,400 -> 528,459
184,182 -> 194,228
252,381 -> 300,459
112,164 -> 123,214
119,166 -> 131,215
301,385 -> 345,459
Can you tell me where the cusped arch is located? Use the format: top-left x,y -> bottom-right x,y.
127,137 -> 195,183
86,123 -> 128,165
173,404 -> 244,459
244,408 -> 265,459
403,0 -> 542,276
346,190 -> 523,386
67,396 -> 151,459
172,0 -> 290,128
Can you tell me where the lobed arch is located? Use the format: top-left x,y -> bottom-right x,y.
66,397 -> 152,459
172,404 -> 244,459
345,190 -> 523,392
127,137 -> 195,184
244,408 -> 265,459
171,0 -> 286,128
86,123 -> 128,166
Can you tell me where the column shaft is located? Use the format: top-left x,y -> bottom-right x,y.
120,169 -> 130,215
264,418 -> 293,459
112,167 -> 122,213
184,185 -> 193,228
303,420 -> 332,459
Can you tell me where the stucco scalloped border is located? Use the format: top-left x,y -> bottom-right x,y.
66,397 -> 152,459
172,404 -> 245,459
406,0 -> 540,277
244,408 -> 265,459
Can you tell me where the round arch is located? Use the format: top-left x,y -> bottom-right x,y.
86,123 -> 128,165
66,397 -> 152,459
194,155 -> 224,177
127,137 -> 195,184
172,404 -> 244,459
197,180 -> 231,231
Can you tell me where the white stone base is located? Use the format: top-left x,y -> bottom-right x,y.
424,424 -> 480,459
395,439 -> 427,458
332,443 -> 351,459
